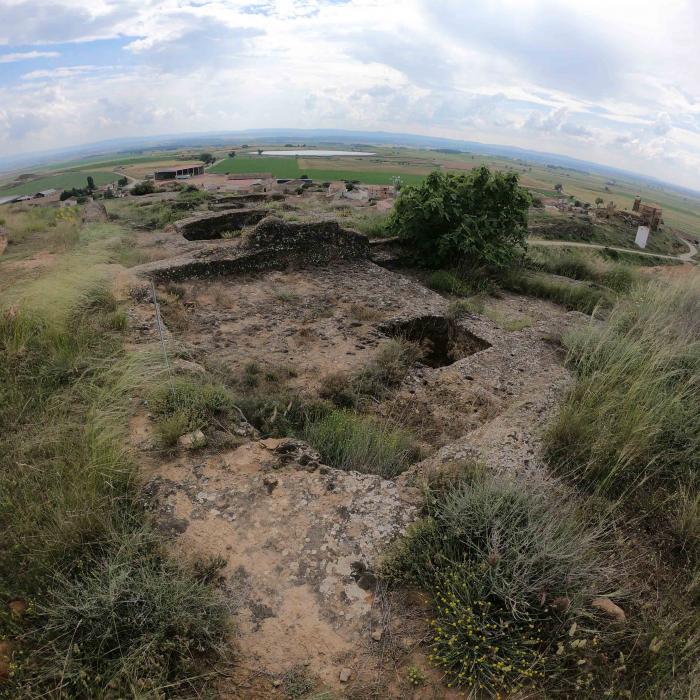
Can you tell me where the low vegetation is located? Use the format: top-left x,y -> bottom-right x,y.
546,276 -> 700,557
527,246 -> 642,292
150,376 -> 241,447
499,268 -> 614,313
385,462 -> 700,697
304,410 -> 419,478
320,338 -> 422,408
0,228 -> 229,696
383,464 -> 616,696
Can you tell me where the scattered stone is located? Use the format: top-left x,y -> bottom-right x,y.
172,358 -> 206,375
552,596 -> 571,613
8,598 -> 27,619
178,429 -> 206,449
591,597 -> 626,623
81,198 -> 108,223
371,628 -> 384,642
339,667 -> 352,683
263,474 -> 279,494
272,679 -> 281,687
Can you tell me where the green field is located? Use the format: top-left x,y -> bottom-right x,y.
208,156 -> 427,185
304,169 -> 425,185
208,156 -> 301,178
0,171 -> 120,196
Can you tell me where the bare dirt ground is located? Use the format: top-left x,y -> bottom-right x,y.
119,209 -> 587,698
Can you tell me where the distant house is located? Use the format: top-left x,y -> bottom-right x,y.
154,164 -> 205,180
34,188 -> 57,198
632,197 -> 662,231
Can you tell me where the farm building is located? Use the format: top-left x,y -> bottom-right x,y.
154,164 -> 205,180
34,188 -> 57,198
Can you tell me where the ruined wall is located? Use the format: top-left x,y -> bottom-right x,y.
140,216 -> 370,283
174,208 -> 269,240
208,193 -> 283,211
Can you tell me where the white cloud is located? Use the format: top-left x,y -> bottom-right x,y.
0,50 -> 59,62
0,0 -> 699,188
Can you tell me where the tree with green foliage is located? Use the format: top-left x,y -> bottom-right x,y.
386,168 -> 531,269
86,175 -> 96,191
117,176 -> 128,187
595,197 -> 604,208
257,148 -> 263,156
131,180 -> 156,196
227,151 -> 236,158
554,183 -> 563,194
199,152 -> 215,165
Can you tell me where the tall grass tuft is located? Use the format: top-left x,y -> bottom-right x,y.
382,465 -> 615,695
304,410 -> 419,478
0,268 -> 229,695
546,276 -> 700,556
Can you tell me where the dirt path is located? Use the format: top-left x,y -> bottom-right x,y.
529,237 -> 697,262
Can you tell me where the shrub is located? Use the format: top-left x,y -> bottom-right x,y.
15,535 -> 229,697
383,466 -> 614,695
429,567 -> 546,693
150,377 -> 238,440
386,168 -> 531,268
304,410 -> 419,477
131,180 -> 156,196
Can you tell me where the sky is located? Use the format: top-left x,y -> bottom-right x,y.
1,0 -> 699,189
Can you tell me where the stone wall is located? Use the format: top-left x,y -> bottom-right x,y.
136,216 -> 370,283
174,208 -> 269,240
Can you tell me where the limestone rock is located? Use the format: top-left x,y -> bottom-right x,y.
591,597 -> 626,623
178,429 -> 206,449
173,358 -> 206,375
81,199 -> 108,223
339,668 -> 352,683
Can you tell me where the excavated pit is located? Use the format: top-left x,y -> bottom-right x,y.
381,315 -> 491,368
176,208 -> 269,240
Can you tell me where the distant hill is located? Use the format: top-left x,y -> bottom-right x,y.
2,128 -> 699,199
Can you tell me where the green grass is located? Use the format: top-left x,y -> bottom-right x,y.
304,410 -> 419,478
526,247 -> 642,293
0,226 -> 229,696
545,276 -> 700,557
499,269 -> 614,313
306,169 -> 425,185
208,156 -> 301,177
382,464 -> 615,696
0,170 -> 120,196
149,376 -> 240,447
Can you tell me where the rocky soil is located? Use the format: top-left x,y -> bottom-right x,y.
121,214 -> 586,697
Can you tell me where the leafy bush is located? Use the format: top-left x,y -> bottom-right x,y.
304,410 -> 419,477
131,180 -> 156,196
387,168 -> 531,268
